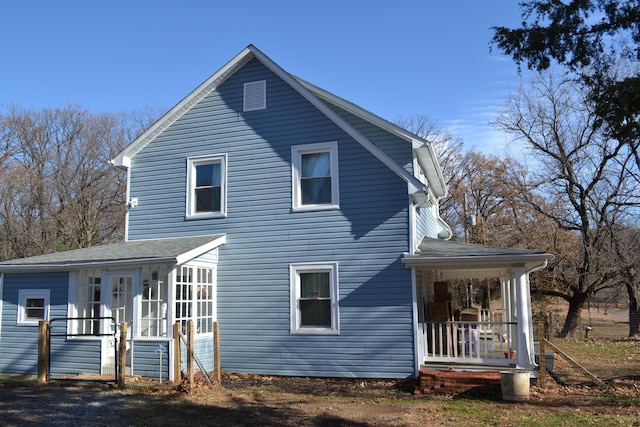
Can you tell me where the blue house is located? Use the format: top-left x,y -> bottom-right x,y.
0,45 -> 549,381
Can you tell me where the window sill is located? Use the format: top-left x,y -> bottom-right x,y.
290,328 -> 340,335
291,204 -> 340,213
185,213 -> 227,220
16,321 -> 42,327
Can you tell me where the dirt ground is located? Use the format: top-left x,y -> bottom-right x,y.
1,372 -> 638,427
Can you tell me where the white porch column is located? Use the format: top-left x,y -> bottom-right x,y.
410,268 -> 421,377
513,267 -> 536,370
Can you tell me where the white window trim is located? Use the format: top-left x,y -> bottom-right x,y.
291,141 -> 340,211
17,289 -> 50,326
289,262 -> 339,335
243,80 -> 266,112
186,154 -> 228,219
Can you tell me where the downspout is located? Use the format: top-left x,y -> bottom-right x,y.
435,194 -> 452,240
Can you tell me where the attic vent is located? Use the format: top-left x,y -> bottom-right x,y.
243,80 -> 266,111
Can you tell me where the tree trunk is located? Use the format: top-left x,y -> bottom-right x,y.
559,293 -> 588,338
626,282 -> 640,337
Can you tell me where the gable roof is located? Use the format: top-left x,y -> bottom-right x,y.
0,234 -> 226,273
110,44 -> 446,201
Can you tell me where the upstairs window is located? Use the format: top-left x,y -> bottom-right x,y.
187,155 -> 227,219
17,289 -> 50,326
292,142 -> 339,211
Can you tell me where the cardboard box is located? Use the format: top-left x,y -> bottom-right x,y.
433,281 -> 449,300
428,302 -> 451,321
460,307 -> 480,322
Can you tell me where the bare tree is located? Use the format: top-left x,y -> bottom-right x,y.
0,105 -> 157,260
395,114 -> 465,231
600,224 -> 640,336
493,73 -> 640,337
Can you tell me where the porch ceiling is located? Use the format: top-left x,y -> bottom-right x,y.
403,237 -> 551,279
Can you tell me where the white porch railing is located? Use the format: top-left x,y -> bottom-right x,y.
420,320 -> 518,365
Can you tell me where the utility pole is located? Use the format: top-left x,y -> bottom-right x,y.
463,194 -> 476,308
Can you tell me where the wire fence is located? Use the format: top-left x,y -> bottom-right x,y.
537,310 -> 638,388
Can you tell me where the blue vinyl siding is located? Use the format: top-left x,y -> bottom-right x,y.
0,272 -> 69,375
131,340 -> 171,381
126,58 -> 421,378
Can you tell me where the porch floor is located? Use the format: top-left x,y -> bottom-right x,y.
416,368 -> 502,394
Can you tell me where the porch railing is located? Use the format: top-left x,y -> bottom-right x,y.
420,320 -> 518,365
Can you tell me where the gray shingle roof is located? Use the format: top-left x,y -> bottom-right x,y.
403,237 -> 551,271
0,235 -> 225,272
416,237 -> 547,257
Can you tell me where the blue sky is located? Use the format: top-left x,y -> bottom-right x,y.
1,1 -> 526,154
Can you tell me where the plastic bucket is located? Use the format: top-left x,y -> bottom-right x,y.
500,370 -> 530,402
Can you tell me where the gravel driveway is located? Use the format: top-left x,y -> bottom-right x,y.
0,384 -> 159,426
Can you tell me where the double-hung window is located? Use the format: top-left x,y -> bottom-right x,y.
290,262 -> 339,334
187,154 -> 227,218
17,289 -> 50,325
292,142 -> 339,210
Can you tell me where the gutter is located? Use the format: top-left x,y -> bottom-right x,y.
526,259 -> 548,274
0,257 -> 179,274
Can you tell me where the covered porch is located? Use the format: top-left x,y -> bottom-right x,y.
404,238 -> 550,374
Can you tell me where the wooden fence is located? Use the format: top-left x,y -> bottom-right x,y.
38,319 -> 221,389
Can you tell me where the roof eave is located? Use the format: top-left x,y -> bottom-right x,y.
0,257 -> 179,273
402,254 -> 550,270
414,145 -> 447,198
176,234 -> 226,265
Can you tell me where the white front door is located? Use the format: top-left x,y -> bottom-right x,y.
108,273 -> 134,335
